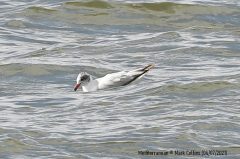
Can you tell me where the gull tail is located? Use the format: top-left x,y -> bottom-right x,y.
122,64 -> 155,86
139,64 -> 155,72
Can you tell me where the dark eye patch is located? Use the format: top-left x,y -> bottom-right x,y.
81,75 -> 89,81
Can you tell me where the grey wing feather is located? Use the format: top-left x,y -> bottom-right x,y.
97,64 -> 155,89
99,71 -> 135,89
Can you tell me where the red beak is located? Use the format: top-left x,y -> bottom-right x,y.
74,83 -> 81,91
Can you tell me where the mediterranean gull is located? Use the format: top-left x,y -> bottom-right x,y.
74,64 -> 154,92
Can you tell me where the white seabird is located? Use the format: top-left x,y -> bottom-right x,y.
74,64 -> 154,92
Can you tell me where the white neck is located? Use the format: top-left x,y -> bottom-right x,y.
82,77 -> 99,92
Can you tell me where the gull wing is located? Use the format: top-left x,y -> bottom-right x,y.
97,64 -> 154,89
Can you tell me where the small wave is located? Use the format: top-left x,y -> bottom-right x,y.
0,63 -> 75,77
27,7 -> 57,13
179,81 -> 238,92
147,81 -> 239,95
6,20 -> 26,28
65,1 -> 114,9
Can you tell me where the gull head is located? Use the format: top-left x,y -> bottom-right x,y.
74,72 -> 90,91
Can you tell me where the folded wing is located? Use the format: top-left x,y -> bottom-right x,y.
97,64 -> 154,89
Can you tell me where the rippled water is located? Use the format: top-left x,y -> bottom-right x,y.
1,0 -> 240,158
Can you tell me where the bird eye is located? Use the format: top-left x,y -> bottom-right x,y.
81,75 -> 88,81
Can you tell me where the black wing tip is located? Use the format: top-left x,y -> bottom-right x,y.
142,64 -> 155,71
122,64 -> 155,86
